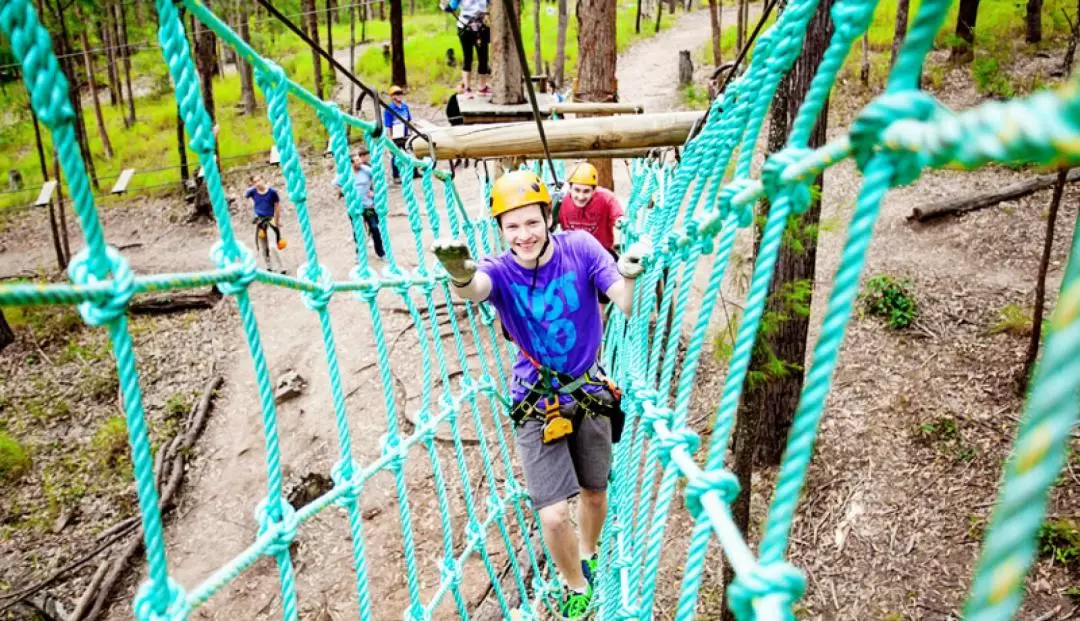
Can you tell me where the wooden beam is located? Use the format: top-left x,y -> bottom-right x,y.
548,102 -> 644,115
413,111 -> 701,160
110,168 -> 135,194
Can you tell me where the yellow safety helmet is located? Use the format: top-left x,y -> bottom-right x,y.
490,170 -> 552,219
567,162 -> 598,186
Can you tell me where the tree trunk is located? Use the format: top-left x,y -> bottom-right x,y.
575,0 -> 617,190
636,0 -> 643,34
1027,0 -> 1043,43
654,0 -> 663,33
177,105 -> 189,185
361,0 -> 368,41
668,0 -> 676,11
52,151 -> 71,260
79,16 -> 114,159
554,0 -> 569,88
951,0 -> 980,62
860,32 -> 870,86
31,109 -> 67,270
708,0 -> 722,66
390,0 -> 407,87
380,0 -> 385,21
722,382 -> 760,621
736,0 -> 747,52
534,0 -> 542,74
53,1 -> 98,191
491,0 -> 524,104
890,0 -> 909,69
108,3 -> 126,105
746,0 -> 833,469
0,309 -> 13,354
302,0 -> 324,99
409,0 -> 415,14
192,4 -> 217,219
96,18 -> 120,106
349,0 -> 356,121
238,3 -> 257,115
1022,168 -> 1066,385
118,2 -> 136,125
326,0 -> 334,88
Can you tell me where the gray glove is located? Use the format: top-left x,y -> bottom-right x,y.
432,238 -> 478,285
617,238 -> 652,280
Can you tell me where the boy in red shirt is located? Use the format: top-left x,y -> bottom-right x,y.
557,163 -> 624,259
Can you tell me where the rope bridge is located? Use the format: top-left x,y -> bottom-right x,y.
1,0 -> 1078,617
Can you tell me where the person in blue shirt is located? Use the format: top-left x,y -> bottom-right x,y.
244,174 -> 286,272
383,85 -> 413,185
440,0 -> 491,97
334,148 -> 385,261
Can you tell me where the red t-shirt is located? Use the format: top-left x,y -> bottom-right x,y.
558,186 -> 623,251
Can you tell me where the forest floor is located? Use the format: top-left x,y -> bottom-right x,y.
2,4 -> 1080,621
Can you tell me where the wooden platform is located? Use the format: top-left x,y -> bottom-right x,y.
456,93 -> 560,125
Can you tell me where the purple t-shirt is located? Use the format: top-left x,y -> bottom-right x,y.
478,230 -> 621,402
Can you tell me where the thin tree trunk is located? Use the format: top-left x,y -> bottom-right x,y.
304,0 -> 325,98
491,0 -> 523,104
0,309 -> 14,354
96,18 -> 120,106
52,151 -> 70,260
554,0 -> 568,88
192,3 -> 217,219
79,16 -> 114,159
380,1 -> 385,22
1022,168 -> 1066,384
636,0 -> 643,34
177,105 -> 190,185
860,32 -> 870,86
890,0 -> 909,69
951,0 -> 980,62
238,2 -> 257,114
654,0 -> 663,33
708,0 -> 721,66
1027,0 -> 1044,43
31,109 -> 66,270
361,0 -> 367,41
326,0 -> 334,90
576,0 -> 617,190
118,2 -> 136,125
390,0 -> 406,87
108,3 -> 126,105
410,0 -> 415,14
533,0 -> 542,74
53,0 -> 99,192
736,0 -> 747,52
349,0 -> 356,122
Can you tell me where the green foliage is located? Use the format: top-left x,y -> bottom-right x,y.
914,415 -> 958,444
861,274 -> 918,330
90,416 -> 130,472
165,392 -> 192,418
681,84 -> 711,111
1066,586 -> 1080,603
971,56 -> 1015,98
1038,519 -> 1080,568
990,303 -> 1033,337
0,431 -> 31,483
3,305 -> 82,345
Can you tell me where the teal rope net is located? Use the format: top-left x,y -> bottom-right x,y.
1,0 -> 1078,617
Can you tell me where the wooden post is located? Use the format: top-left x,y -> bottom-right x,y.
576,0 -> 618,190
413,111 -> 701,160
678,49 -> 693,86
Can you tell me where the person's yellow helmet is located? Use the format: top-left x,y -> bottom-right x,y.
567,162 -> 598,186
490,170 -> 551,219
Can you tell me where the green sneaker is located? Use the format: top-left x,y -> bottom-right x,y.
559,585 -> 592,619
584,554 -> 599,579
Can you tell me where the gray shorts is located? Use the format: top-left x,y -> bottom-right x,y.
515,395 -> 614,510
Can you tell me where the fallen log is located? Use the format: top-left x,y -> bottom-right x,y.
908,168 -> 1080,223
127,286 -> 222,315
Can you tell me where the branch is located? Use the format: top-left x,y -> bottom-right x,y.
908,168 -> 1080,223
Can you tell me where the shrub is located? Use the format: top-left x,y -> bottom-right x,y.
0,431 -> 31,482
861,275 -> 918,329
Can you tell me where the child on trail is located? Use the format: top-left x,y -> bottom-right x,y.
557,163 -> 624,260
245,174 -> 286,273
334,148 -> 385,262
383,85 -> 413,185
431,170 -> 650,619
440,0 -> 491,97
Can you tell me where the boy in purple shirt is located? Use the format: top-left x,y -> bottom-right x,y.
431,170 -> 649,618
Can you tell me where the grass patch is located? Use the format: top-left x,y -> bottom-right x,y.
990,303 -> 1032,337
1038,519 -> 1080,568
860,274 -> 918,330
90,415 -> 129,473
681,84 -> 711,110
0,431 -> 31,483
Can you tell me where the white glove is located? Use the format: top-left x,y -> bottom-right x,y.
432,238 -> 478,285
617,238 -> 651,279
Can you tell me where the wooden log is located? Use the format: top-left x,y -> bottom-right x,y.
548,102 -> 644,115
126,287 -> 223,316
908,168 -> 1080,223
413,111 -> 702,160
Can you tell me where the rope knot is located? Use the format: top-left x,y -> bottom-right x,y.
728,562 -> 806,620
211,241 -> 257,295
67,246 -> 135,326
348,265 -> 380,300
254,497 -> 299,558
639,402 -> 673,438
299,262 -> 334,311
330,457 -> 359,507
762,147 -> 815,216
850,91 -> 942,187
717,178 -> 756,228
504,478 -> 528,503
655,426 -> 700,466
439,557 -> 463,589
684,469 -> 740,519
133,577 -> 190,621
380,433 -> 406,471
254,61 -> 288,94
831,0 -> 877,42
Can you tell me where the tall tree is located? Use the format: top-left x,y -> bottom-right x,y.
390,0 -> 407,87
78,12 -> 114,159
575,0 -> 617,190
192,2 -> 217,219
108,2 -> 126,103
707,0 -> 721,66
51,0 -> 98,191
534,0 -> 542,74
1027,0 -> 1043,43
237,2 -> 257,114
554,0 -> 568,88
736,0 -> 748,51
118,2 -> 136,125
890,0 -> 909,69
304,0 -> 325,98
951,0 -> 980,62
491,0 -> 524,104
31,109 -> 67,270
654,0 -> 663,33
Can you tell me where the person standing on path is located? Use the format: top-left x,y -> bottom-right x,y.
383,85 -> 413,185
441,0 -> 491,97
333,148 -> 385,262
430,170 -> 650,619
245,174 -> 287,273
